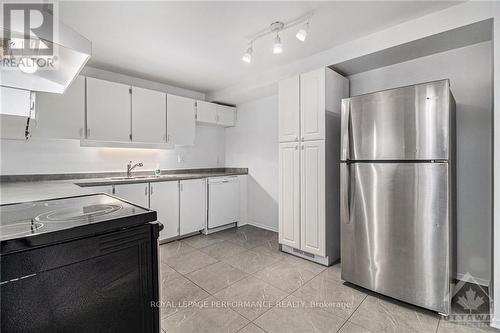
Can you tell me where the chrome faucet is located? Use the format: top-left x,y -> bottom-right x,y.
126,161 -> 143,178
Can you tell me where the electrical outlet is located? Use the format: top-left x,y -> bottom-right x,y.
177,155 -> 184,163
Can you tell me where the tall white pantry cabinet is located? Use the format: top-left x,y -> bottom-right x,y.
278,67 -> 349,265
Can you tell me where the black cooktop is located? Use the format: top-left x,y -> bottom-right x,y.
1,194 -> 157,254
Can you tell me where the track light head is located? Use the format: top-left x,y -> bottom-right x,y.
273,34 -> 283,54
242,45 -> 253,63
296,22 -> 309,42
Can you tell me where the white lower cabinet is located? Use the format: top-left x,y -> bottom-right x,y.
279,142 -> 301,249
300,140 -> 325,256
279,140 -> 326,257
113,183 -> 149,208
150,181 -> 179,241
179,179 -> 206,235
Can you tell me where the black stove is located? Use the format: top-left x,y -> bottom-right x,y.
1,194 -> 160,333
1,194 -> 156,253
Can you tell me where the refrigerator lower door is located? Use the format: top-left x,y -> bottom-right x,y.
341,162 -> 451,314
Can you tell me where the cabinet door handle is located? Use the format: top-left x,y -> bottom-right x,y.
150,185 -> 154,195
180,183 -> 183,191
145,186 -> 148,195
167,134 -> 171,143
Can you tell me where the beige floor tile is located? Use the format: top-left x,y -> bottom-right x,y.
338,322 -> 373,333
199,240 -> 248,260
164,250 -> 218,274
160,241 -> 196,260
318,263 -> 342,283
254,261 -> 317,293
180,233 -> 225,249
349,295 -> 439,333
254,295 -> 345,333
161,296 -> 249,333
213,276 -> 287,321
160,262 -> 182,284
437,320 -> 497,333
293,275 -> 366,319
238,323 -> 267,333
222,250 -> 280,274
186,261 -> 248,294
160,275 -> 209,318
284,255 -> 327,275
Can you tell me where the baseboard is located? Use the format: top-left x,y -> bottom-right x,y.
244,219 -> 278,232
455,272 -> 490,287
490,317 -> 500,329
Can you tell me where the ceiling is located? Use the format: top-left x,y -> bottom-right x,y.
60,1 -> 461,94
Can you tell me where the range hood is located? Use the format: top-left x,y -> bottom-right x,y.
1,10 -> 91,94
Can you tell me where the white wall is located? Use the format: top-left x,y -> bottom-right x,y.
0,125 -> 225,174
225,95 -> 279,231
348,41 -> 493,284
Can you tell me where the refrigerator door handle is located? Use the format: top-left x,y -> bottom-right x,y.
340,99 -> 351,161
341,163 -> 351,224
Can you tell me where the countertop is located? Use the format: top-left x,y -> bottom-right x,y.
0,168 -> 248,205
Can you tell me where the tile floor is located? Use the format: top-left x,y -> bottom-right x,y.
159,225 -> 496,333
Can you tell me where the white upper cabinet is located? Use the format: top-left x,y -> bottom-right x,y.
34,76 -> 85,140
300,68 -> 326,141
196,101 -> 236,127
216,104 -> 236,127
196,100 -> 217,124
279,75 -> 300,142
167,94 -> 196,146
131,86 -> 166,143
150,181 -> 179,241
86,77 -> 131,142
179,179 -> 206,235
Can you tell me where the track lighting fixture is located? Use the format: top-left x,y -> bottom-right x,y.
241,12 -> 313,63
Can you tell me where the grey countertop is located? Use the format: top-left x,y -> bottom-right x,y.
0,168 -> 248,205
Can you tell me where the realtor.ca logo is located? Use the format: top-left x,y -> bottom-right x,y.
1,2 -> 58,72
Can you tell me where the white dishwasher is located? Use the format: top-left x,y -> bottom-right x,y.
208,176 -> 239,229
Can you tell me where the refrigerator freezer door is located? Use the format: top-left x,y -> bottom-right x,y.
341,80 -> 450,161
340,162 -> 451,314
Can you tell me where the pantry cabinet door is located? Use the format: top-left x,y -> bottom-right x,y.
34,76 -> 85,140
278,75 -> 300,142
166,94 -> 196,146
279,142 -> 300,249
300,68 -> 325,141
131,87 -> 166,143
86,77 -> 131,141
179,179 -> 206,235
150,181 -> 179,241
114,183 -> 149,208
300,140 -> 325,256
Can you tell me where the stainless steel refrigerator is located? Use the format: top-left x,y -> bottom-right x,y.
340,79 -> 456,315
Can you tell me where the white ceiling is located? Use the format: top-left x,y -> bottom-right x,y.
60,1 -> 460,94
